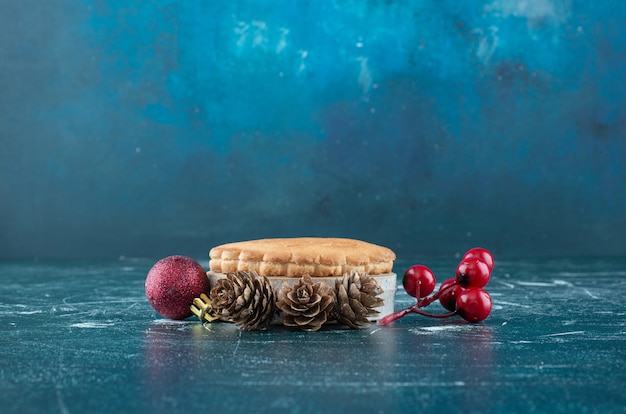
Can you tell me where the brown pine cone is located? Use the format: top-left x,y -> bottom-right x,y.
276,276 -> 335,332
209,270 -> 277,330
331,271 -> 384,329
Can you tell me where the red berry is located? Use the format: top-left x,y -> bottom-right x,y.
462,247 -> 494,272
402,265 -> 436,299
455,288 -> 492,322
438,278 -> 464,311
456,258 -> 491,288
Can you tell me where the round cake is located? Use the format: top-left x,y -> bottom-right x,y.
208,237 -> 397,319
209,237 -> 395,277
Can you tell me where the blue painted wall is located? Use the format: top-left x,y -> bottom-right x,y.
1,0 -> 625,259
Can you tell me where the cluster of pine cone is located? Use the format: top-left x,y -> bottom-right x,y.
191,270 -> 384,331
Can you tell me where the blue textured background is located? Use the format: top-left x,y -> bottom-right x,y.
1,0 -> 625,259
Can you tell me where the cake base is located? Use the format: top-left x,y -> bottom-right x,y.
206,271 -> 396,321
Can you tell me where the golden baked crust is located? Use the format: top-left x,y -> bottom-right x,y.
209,237 -> 396,277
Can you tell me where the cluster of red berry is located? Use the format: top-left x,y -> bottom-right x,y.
377,247 -> 494,325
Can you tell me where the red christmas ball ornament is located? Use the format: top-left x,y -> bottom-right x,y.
145,255 -> 210,320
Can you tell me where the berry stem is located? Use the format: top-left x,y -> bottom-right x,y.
415,281 -> 421,304
410,308 -> 456,319
377,303 -> 457,325
419,281 -> 458,308
377,281 -> 461,325
376,307 -> 415,325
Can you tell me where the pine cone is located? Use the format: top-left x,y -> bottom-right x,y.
331,271 -> 384,329
209,270 -> 277,331
276,276 -> 335,331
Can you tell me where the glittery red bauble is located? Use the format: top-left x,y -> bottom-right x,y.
145,255 -> 210,320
